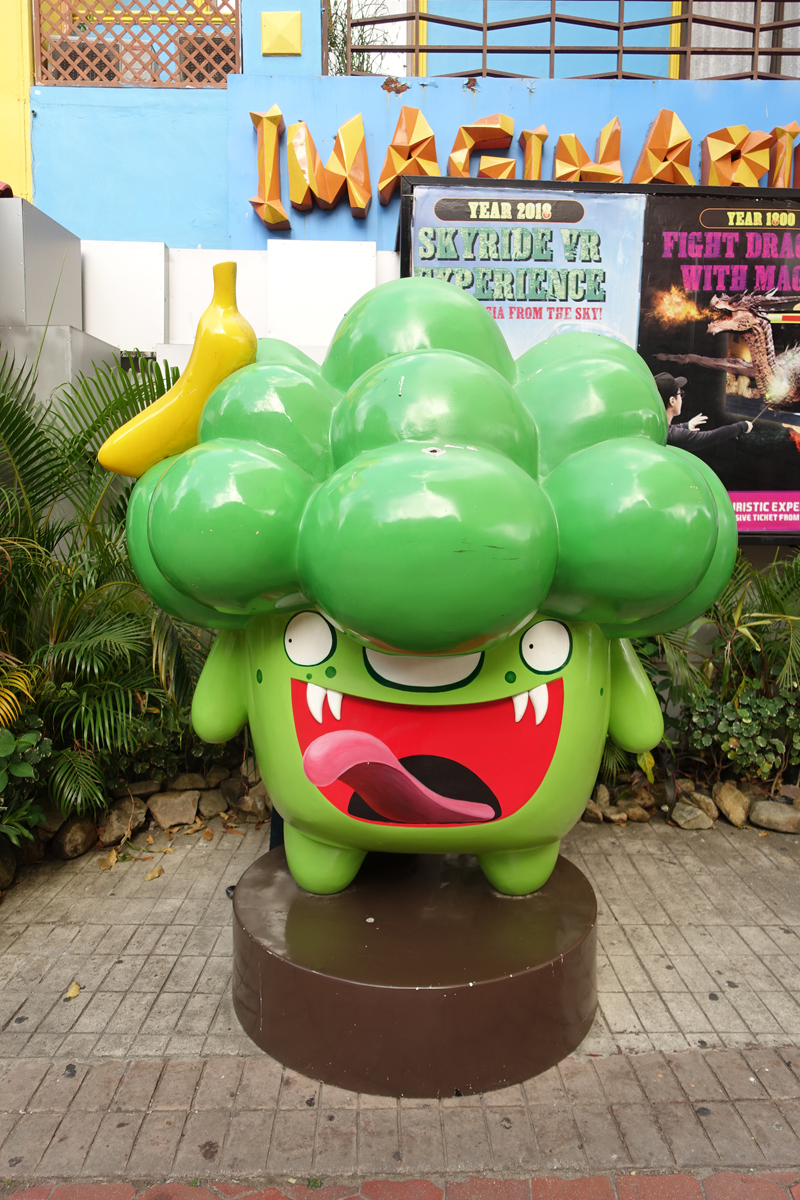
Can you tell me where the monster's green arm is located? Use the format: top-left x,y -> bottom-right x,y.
607,639 -> 664,754
192,629 -> 248,743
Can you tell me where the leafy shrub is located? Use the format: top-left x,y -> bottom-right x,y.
681,684 -> 800,782
600,550 -> 800,790
0,349 -> 242,827
0,720 -> 49,844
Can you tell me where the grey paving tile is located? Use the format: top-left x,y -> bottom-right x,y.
441,1105 -> 492,1172
27,1061 -> 90,1111
0,1060 -> 50,1111
80,1109 -> 144,1175
194,1056 -> 244,1109
111,1059 -> 164,1111
746,1047 -> 800,1098
528,1103 -> 586,1170
151,1059 -> 203,1110
173,1108 -> 231,1175
613,1101 -> 674,1167
311,1108 -> 357,1175
398,1105 -> 446,1175
267,1107 -> 317,1174
0,1112 -> 62,1173
37,1109 -> 103,1174
483,1105 -> 539,1170
737,1097 -> 800,1164
693,1099 -> 765,1165
72,1062 -> 126,1111
652,1100 -> 719,1166
237,1055 -> 283,1110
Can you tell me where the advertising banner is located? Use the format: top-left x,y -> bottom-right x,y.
638,189 -> 800,539
403,180 -> 800,540
411,185 -> 646,358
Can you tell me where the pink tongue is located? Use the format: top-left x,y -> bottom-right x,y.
303,730 -> 495,825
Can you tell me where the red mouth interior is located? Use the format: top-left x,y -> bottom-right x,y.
291,678 -> 564,827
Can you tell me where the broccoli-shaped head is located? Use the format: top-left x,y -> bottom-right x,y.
127,278 -> 736,654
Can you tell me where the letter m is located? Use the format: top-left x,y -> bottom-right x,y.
754,265 -> 777,290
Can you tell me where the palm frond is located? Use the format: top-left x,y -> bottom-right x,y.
0,352 -> 64,527
150,609 -> 211,704
0,655 -> 38,726
48,747 -> 106,816
601,735 -> 632,782
34,613 -> 150,680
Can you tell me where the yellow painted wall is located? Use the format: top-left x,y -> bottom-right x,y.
0,0 -> 34,200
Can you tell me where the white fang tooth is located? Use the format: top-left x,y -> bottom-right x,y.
530,684 -> 548,726
306,682 -> 326,723
326,689 -> 342,720
512,692 -> 529,723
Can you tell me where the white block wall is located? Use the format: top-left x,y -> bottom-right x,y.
81,241 -> 167,354
81,240 -> 401,360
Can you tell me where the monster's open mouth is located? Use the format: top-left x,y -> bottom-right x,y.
290,677 -> 564,827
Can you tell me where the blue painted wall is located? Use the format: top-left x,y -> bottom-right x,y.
31,86 -> 228,247
228,76 -> 800,251
29,0 -> 800,258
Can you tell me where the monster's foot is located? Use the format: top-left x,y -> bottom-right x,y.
283,824 -> 366,895
478,841 -> 560,896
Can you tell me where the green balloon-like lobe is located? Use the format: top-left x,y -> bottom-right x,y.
199,362 -> 336,481
148,439 -> 313,614
322,277 -> 516,394
517,330 -> 654,385
256,337 -> 321,373
515,333 -> 667,477
543,438 -> 718,625
331,349 -> 538,477
299,443 -> 557,653
600,450 -> 737,638
127,460 -> 248,630
608,639 -> 664,753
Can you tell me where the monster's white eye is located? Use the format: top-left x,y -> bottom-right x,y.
519,621 -> 571,675
284,611 -> 336,665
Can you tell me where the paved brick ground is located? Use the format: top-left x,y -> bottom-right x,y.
3,815 -> 800,1062
2,809 -> 800,1186
4,1045 -> 800,1178
2,1176 -> 800,1200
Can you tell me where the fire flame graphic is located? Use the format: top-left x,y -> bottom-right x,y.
649,286 -> 713,329
789,428 -> 800,454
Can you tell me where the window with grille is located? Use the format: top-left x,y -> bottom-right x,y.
34,0 -> 240,87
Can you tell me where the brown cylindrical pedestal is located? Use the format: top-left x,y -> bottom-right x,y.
232,849 -> 596,1097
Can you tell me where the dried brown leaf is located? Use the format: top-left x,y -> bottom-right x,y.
145,864 -> 165,881
203,829 -> 214,841
97,848 -> 117,870
65,981 -> 81,1000
146,834 -> 154,845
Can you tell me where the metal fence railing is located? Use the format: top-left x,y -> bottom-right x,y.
335,0 -> 800,81
33,0 -> 240,86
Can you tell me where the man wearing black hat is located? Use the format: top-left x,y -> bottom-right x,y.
653,373 -> 752,448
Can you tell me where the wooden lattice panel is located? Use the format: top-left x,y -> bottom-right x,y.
34,0 -> 239,86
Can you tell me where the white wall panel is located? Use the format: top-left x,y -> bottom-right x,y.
376,250 -> 401,286
82,240 -> 166,353
266,240 -> 376,361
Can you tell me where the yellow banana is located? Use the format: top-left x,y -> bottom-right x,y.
98,261 -> 257,478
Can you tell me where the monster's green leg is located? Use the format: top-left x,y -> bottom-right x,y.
478,841 -> 560,896
283,824 -> 366,895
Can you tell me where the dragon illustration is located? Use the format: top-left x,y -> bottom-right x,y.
656,291 -> 800,411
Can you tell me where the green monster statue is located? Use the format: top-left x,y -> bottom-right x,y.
102,272 -> 736,897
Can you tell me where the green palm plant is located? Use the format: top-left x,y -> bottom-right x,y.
0,347 -> 216,822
